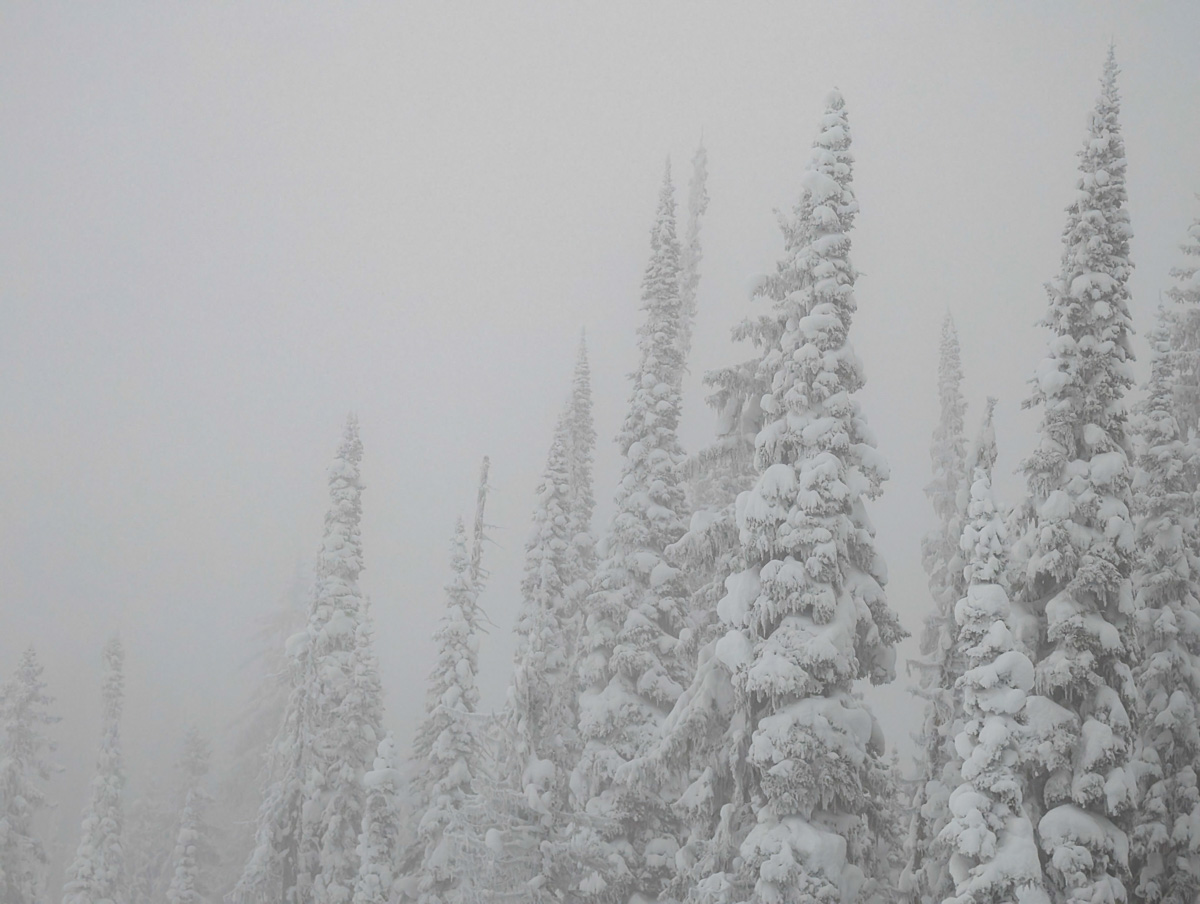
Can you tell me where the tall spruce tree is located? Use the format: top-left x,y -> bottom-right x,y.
0,647 -> 59,904
639,91 -> 905,904
711,88 -> 904,904
409,519 -> 487,904
901,313 -> 970,904
570,161 -> 692,904
62,637 -> 126,904
1129,305 -> 1200,904
233,416 -> 381,904
940,405 -> 1046,904
1010,48 -> 1138,904
216,562 -> 309,898
165,729 -> 216,904
678,138 -> 710,366
567,334 -> 599,605
1167,205 -> 1200,437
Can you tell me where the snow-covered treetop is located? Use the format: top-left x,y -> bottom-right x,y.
962,402 -> 1004,587
101,635 -> 124,725
678,138 -> 709,365
929,312 -> 968,521
568,332 -> 597,546
1023,46 -> 1134,504
1168,203 -> 1200,438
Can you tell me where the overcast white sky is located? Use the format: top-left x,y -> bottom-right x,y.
2,0 -> 1198,852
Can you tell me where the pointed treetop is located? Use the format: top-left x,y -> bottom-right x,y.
469,456 -> 491,586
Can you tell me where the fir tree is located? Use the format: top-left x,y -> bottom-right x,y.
301,414 -> 382,904
124,779 -> 176,904
571,160 -> 692,904
637,91 -> 905,904
1129,306 -> 1200,904
714,87 -> 903,904
567,334 -> 599,605
678,138 -> 710,366
1167,204 -> 1200,437
901,313 -> 970,904
233,416 -> 381,904
165,729 -> 215,904
216,561 -> 308,897
352,735 -> 404,904
940,406 -> 1046,904
498,406 -> 584,899
409,519 -> 487,904
62,636 -> 126,904
0,647 -> 59,904
1011,48 -> 1138,904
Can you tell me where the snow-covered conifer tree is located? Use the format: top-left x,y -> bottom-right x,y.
0,647 -> 59,904
408,519 -> 487,904
714,87 -> 904,904
165,729 -> 215,904
62,636 -> 126,904
233,416 -> 381,904
1010,48 -> 1138,904
1167,206 -> 1200,437
901,313 -> 969,904
1129,305 -> 1200,904
643,90 -> 905,904
216,562 -> 309,896
678,139 -> 709,365
940,405 -> 1046,904
352,735 -> 404,904
567,334 -> 598,600
570,160 -> 692,904
496,407 -> 584,898
300,414 -> 383,904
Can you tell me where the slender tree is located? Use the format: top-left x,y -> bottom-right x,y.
216,561 -> 308,896
1010,48 -> 1138,904
62,637 -> 126,904
165,729 -> 215,904
637,91 -> 905,904
940,404 -> 1046,904
566,334 -> 599,605
496,407 -> 583,899
233,416 -> 381,904
1167,204 -> 1200,437
901,313 -> 970,904
409,519 -> 487,904
678,138 -> 710,366
570,160 -> 692,904
1129,305 -> 1200,904
0,647 -> 59,904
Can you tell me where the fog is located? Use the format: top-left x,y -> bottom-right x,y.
2,0 -> 1198,894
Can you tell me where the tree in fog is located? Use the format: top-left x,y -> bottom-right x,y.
1009,48 -> 1138,904
0,647 -> 59,904
233,416 -> 382,904
62,637 -> 126,904
408,519 -> 487,904
570,162 -> 692,904
643,91 -> 905,904
901,313 -> 969,904
165,729 -> 216,904
1129,304 -> 1200,904
352,734 -> 404,904
939,405 -> 1045,904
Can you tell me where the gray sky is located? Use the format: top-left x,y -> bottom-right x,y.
2,0 -> 1198,846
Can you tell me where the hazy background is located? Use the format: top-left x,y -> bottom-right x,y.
2,0 -> 1198,878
